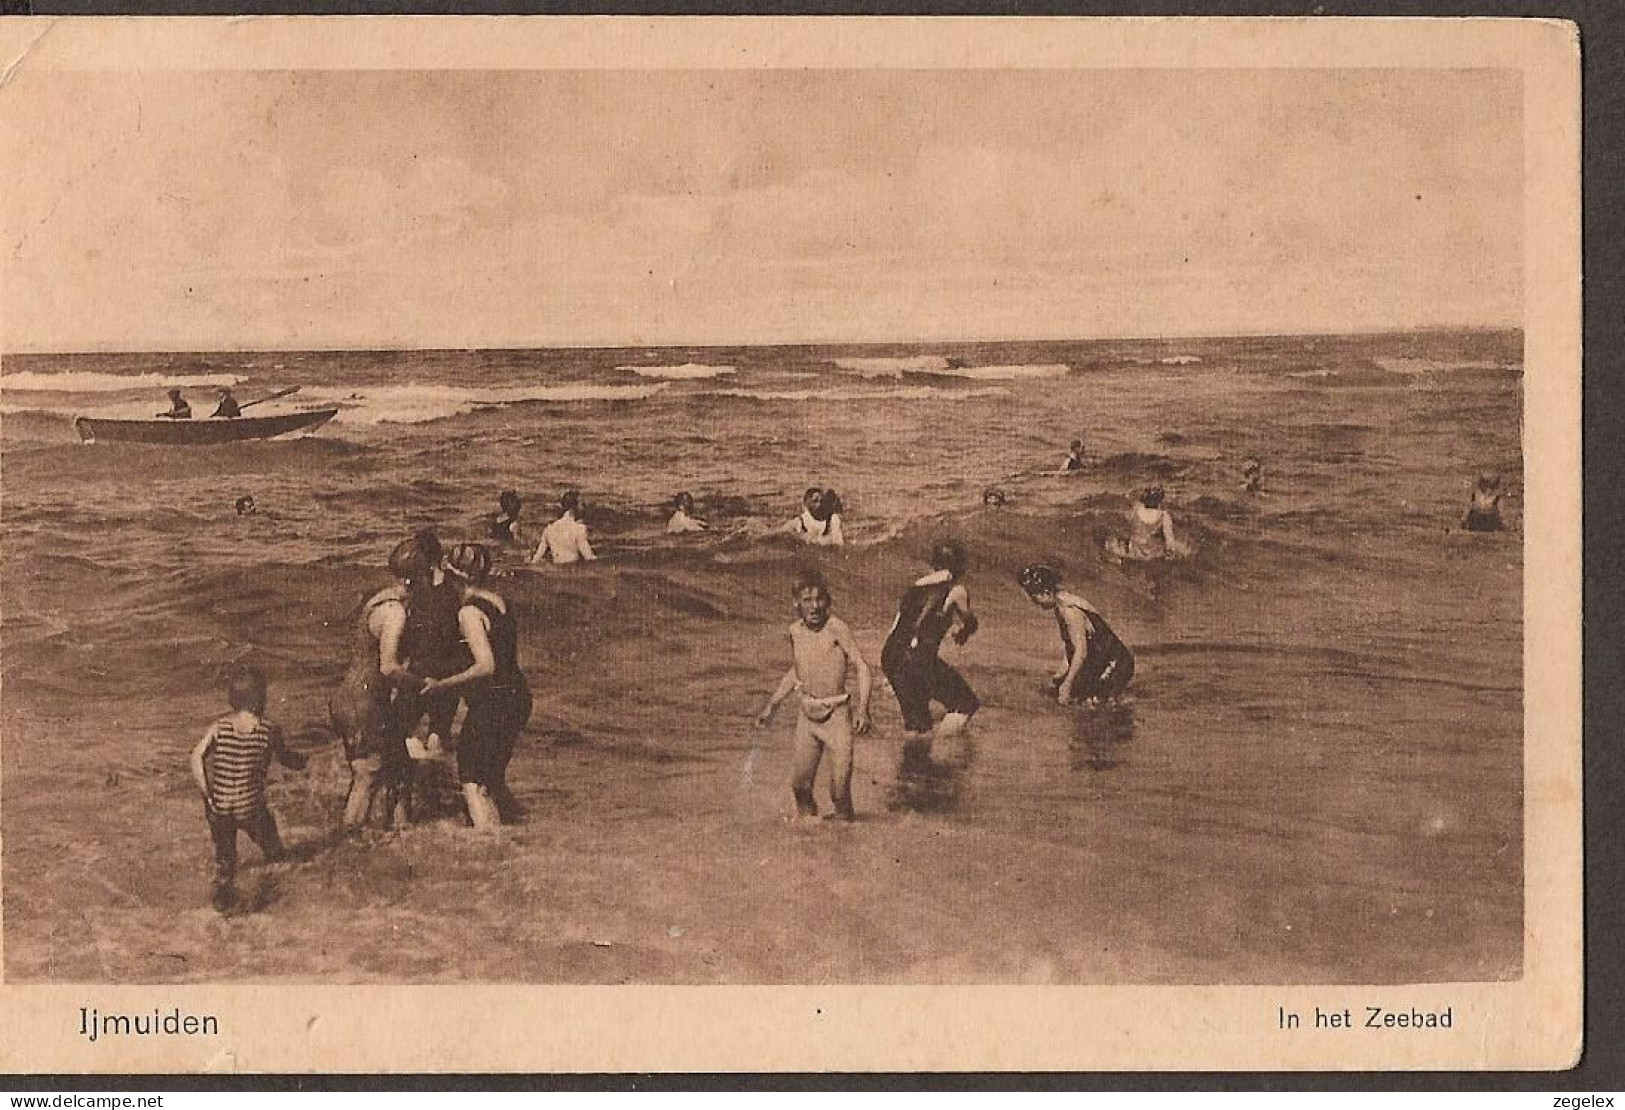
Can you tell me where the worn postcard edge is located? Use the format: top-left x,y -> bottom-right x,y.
0,15 -> 1582,1074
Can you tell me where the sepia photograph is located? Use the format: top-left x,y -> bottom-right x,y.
0,17 -> 1580,1072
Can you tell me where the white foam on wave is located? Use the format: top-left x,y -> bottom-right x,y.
2,397 -> 310,421
621,363 -> 736,380
0,402 -> 65,416
710,385 -> 1009,403
1124,355 -> 1203,366
932,363 -> 1069,381
300,382 -> 670,425
1375,357 -> 1507,376
830,356 -> 951,378
1372,358 -> 1433,376
0,370 -> 244,393
830,356 -> 1067,381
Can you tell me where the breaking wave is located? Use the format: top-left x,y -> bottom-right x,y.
299,382 -> 670,425
621,364 -> 737,380
708,385 -> 1010,403
929,363 -> 1069,381
0,370 -> 244,393
830,356 -> 953,378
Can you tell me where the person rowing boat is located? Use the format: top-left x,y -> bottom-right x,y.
85,387 -> 325,445
158,389 -> 191,420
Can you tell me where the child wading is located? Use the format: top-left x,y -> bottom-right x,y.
1018,564 -> 1135,707
190,664 -> 308,913
755,571 -> 872,820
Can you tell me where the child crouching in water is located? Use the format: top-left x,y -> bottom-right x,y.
1019,564 -> 1135,708
190,664 -> 307,913
755,570 -> 872,821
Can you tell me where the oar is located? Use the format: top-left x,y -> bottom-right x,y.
239,386 -> 301,411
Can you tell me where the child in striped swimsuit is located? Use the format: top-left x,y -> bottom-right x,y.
189,665 -> 307,913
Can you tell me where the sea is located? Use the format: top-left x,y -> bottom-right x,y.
0,330 -> 1524,984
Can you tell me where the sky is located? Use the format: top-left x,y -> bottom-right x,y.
1,68 -> 1522,351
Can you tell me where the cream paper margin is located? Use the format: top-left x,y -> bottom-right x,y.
0,15 -> 1581,1073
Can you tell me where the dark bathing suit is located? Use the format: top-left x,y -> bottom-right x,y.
334,587 -> 409,764
398,575 -> 470,740
489,514 -> 520,544
1058,601 -> 1135,702
456,595 -> 532,790
881,579 -> 980,734
331,587 -> 411,826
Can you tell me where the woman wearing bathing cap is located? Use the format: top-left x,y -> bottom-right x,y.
1019,563 -> 1134,708
667,491 -> 709,535
391,528 -> 468,764
811,489 -> 846,547
419,543 -> 532,829
489,490 -> 525,548
329,534 -> 427,830
781,487 -> 842,546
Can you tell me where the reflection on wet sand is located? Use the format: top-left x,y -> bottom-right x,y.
1070,703 -> 1137,773
888,731 -> 977,815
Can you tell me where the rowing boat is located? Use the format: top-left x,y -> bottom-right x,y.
73,408 -> 339,445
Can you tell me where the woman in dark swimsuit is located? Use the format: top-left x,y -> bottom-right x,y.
394,529 -> 469,759
489,490 -> 524,547
1019,563 -> 1135,706
423,543 -> 532,828
328,537 -> 418,830
880,540 -> 980,750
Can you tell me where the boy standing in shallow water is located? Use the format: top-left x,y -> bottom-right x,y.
190,664 -> 307,913
755,571 -> 873,821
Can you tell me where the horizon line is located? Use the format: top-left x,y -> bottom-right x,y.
1,323 -> 1522,359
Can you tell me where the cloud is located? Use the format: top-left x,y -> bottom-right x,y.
1,68 -> 1523,350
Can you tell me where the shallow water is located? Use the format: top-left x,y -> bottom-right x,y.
0,330 -> 1522,983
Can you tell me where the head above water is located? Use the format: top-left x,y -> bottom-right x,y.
802,487 -> 824,512
930,538 -> 968,578
674,491 -> 694,512
387,534 -> 436,584
414,528 -> 444,566
446,542 -> 494,585
498,489 -> 522,515
560,489 -> 582,515
225,663 -> 268,713
1018,563 -> 1062,598
1140,485 -> 1165,508
814,489 -> 842,521
982,487 -> 1007,508
1242,458 -> 1261,476
234,495 -> 256,516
